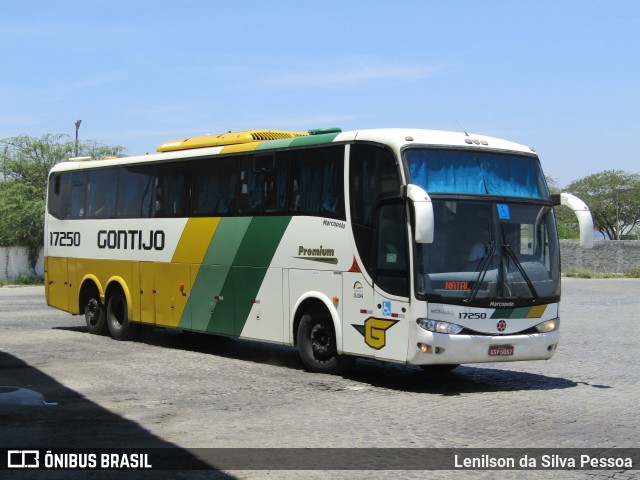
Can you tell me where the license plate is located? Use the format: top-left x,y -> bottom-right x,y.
489,345 -> 514,356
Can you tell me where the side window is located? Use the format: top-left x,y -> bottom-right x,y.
289,146 -> 344,219
349,144 -> 401,276
376,202 -> 409,297
67,171 -> 87,218
86,168 -> 117,218
193,156 -> 238,216
50,172 -> 87,219
238,152 -> 289,215
155,163 -> 192,217
47,173 -> 63,218
350,144 -> 400,226
117,165 -> 155,218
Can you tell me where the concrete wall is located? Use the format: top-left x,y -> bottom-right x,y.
560,239 -> 640,273
0,247 -> 44,281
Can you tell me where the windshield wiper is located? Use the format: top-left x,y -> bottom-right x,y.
500,225 -> 539,300
464,240 -> 497,303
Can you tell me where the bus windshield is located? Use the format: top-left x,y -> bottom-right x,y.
405,148 -> 549,198
414,200 -> 560,306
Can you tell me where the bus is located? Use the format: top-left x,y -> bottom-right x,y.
45,127 -> 593,373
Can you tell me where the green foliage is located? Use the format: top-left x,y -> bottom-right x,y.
626,268 -> 640,278
566,170 -> 640,240
0,274 -> 43,287
563,268 -> 623,279
555,218 -> 580,239
546,175 -> 580,239
0,181 -> 45,265
0,133 -> 125,269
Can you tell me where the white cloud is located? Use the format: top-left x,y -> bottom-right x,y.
276,64 -> 446,87
202,56 -> 450,90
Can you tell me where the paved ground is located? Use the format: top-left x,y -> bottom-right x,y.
0,279 -> 638,479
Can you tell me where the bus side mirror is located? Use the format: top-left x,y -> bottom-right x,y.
402,184 -> 434,244
552,193 -> 594,249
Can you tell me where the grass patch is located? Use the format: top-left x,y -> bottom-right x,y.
626,267 -> 640,278
564,268 -> 626,279
0,274 -> 43,286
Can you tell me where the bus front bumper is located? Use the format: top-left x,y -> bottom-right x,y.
407,329 -> 560,365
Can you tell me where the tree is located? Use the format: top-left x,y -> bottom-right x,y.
566,170 -> 640,240
0,134 -> 125,268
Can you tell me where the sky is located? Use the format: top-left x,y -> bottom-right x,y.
1,0 -> 638,187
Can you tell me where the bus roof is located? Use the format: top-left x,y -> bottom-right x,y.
50,128 -> 537,173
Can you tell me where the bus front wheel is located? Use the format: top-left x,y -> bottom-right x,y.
297,313 -> 351,374
106,287 -> 138,341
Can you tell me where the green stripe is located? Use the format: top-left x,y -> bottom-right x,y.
491,306 -> 535,319
184,216 -> 291,335
233,216 -> 291,267
203,217 -> 252,265
290,133 -> 340,146
255,133 -> 339,151
256,138 -> 295,150
181,217 -> 251,330
226,216 -> 291,335
511,307 -> 532,318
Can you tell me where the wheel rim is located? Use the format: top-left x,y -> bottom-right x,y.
310,323 -> 332,359
86,298 -> 99,326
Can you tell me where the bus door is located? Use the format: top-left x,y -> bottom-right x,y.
372,201 -> 411,362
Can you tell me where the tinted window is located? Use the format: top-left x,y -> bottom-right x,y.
238,153 -> 288,215
67,171 -> 87,218
117,165 -> 155,218
155,163 -> 192,217
86,168 -> 117,218
349,144 -> 401,275
47,174 -> 62,218
193,156 -> 238,216
376,202 -> 409,297
289,146 -> 344,219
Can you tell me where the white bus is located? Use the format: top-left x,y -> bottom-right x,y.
45,128 -> 593,373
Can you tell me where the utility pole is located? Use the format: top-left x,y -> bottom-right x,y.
74,119 -> 82,157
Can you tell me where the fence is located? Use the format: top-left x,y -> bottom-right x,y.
560,240 -> 640,273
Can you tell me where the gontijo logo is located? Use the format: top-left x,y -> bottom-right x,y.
352,317 -> 399,350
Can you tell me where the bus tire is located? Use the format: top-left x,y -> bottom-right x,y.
297,313 -> 351,374
84,292 -> 107,335
106,287 -> 138,341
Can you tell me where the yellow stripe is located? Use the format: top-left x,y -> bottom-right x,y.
172,217 -> 221,264
526,304 -> 547,318
220,142 -> 260,154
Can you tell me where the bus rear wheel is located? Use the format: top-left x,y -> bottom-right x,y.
85,293 -> 107,335
297,313 -> 351,374
106,287 -> 138,341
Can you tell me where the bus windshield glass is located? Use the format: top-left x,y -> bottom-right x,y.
405,148 -> 548,198
414,200 -> 560,306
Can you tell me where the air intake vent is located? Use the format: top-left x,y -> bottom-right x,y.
158,129 -> 308,152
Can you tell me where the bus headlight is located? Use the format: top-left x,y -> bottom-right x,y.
535,318 -> 560,333
417,318 -> 463,335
